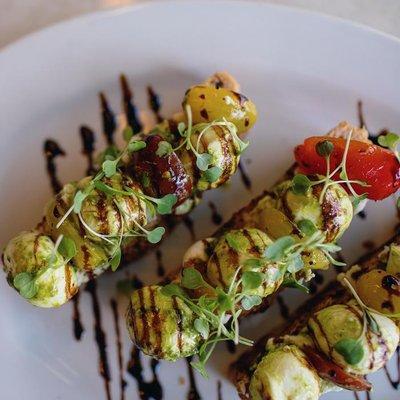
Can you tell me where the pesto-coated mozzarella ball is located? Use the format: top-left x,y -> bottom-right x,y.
44,183 -> 112,275
275,179 -> 353,243
183,85 -> 257,135
126,285 -> 201,361
79,174 -> 147,237
249,344 -> 321,400
308,302 -> 399,375
3,230 -> 78,307
206,229 -> 282,297
178,124 -> 241,191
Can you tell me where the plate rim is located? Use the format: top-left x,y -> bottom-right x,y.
1,0 -> 400,60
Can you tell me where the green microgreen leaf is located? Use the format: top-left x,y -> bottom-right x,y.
378,132 -> 400,150
194,318 -> 210,339
102,159 -> 118,178
146,226 -> 165,244
282,278 -> 310,293
160,283 -> 187,298
241,295 -> 262,310
94,181 -> 130,197
225,233 -> 241,252
264,236 -> 295,262
334,338 -> 364,365
297,219 -> 318,237
13,272 -> 38,299
156,141 -> 173,157
73,190 -> 89,213
123,126 -> 133,142
292,174 -> 311,195
177,122 -> 186,136
352,193 -> 368,209
316,140 -> 334,157
365,310 -> 380,334
216,289 -> 233,312
190,361 -> 208,378
243,258 -> 265,269
242,271 -> 263,291
155,194 -> 178,215
58,236 -> 77,260
196,153 -> 213,171
181,268 -> 208,290
127,140 -> 146,153
286,254 -> 304,274
110,248 -> 122,272
339,169 -> 347,180
203,166 -> 223,183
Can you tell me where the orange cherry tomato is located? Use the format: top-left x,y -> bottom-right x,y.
294,136 -> 400,200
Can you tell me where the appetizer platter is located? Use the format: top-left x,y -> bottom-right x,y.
1,2 -> 400,400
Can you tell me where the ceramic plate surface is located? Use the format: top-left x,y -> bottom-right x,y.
0,1 -> 399,399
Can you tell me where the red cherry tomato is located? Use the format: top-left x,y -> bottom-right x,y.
302,346 -> 372,392
294,136 -> 400,200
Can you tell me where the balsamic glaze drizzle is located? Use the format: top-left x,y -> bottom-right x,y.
127,346 -> 163,400
80,125 -> 96,175
217,380 -> 223,400
226,340 -> 236,354
208,201 -> 223,225
183,216 -> 196,242
111,298 -> 127,400
100,92 -> 117,145
85,280 -> 112,400
383,346 -> 400,390
120,74 -> 143,134
185,357 -> 202,400
276,295 -> 290,320
238,160 -> 252,191
155,250 -> 166,277
72,293 -> 84,340
43,139 -> 65,193
43,139 -> 86,341
147,86 -> 163,123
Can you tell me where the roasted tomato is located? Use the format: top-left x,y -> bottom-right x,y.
132,135 -> 193,205
294,136 -> 400,200
302,346 -> 372,392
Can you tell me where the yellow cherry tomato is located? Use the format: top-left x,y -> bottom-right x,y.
183,85 -> 257,135
356,269 -> 400,316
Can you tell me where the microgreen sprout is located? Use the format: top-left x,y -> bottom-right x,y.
378,132 -> 400,162
292,131 -> 370,206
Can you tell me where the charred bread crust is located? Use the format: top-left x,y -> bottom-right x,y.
230,233 -> 400,399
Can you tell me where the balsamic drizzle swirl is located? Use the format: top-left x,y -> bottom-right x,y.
85,280 -> 112,400
155,250 -> 165,277
43,139 -> 65,193
100,92 -> 117,145
147,85 -> 163,123
72,293 -> 84,340
127,346 -> 163,400
111,298 -> 127,400
120,74 -> 143,134
185,357 -> 202,400
80,125 -> 96,175
238,160 -> 252,191
208,201 -> 223,225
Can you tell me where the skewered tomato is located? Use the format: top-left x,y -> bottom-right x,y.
294,136 -> 400,200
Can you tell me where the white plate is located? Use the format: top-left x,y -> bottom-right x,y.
0,1 -> 399,399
